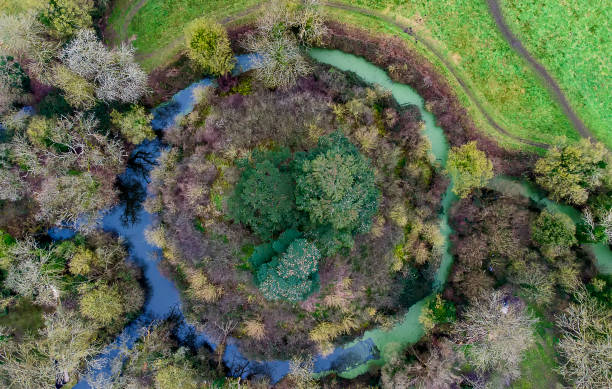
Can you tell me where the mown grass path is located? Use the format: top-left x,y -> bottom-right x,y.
487,0 -> 592,140
121,0 -> 149,41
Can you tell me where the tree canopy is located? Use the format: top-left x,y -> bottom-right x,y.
184,18 -> 235,76
40,0 -> 93,39
535,138 -> 612,205
254,236 -> 320,302
531,209 -> 577,259
294,131 -> 380,236
446,141 -> 493,198
227,149 -> 300,241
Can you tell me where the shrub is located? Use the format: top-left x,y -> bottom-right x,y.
531,210 -> 577,259
154,364 -> 198,389
228,148 -> 299,241
26,116 -> 53,146
446,141 -> 493,198
52,64 -> 95,109
255,237 -> 320,302
186,270 -> 221,302
0,55 -> 29,92
309,315 -> 358,354
535,138 -> 612,205
37,92 -> 72,118
0,55 -> 30,114
184,18 -> 234,76
419,294 -> 456,333
40,0 -> 94,39
243,319 -> 266,340
110,105 -> 155,144
79,283 -> 124,325
68,247 -> 95,275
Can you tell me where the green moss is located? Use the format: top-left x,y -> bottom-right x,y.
0,299 -> 44,337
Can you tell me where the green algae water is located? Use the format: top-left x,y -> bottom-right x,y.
309,48 -> 457,378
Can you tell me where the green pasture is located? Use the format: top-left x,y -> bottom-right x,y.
501,0 -> 611,148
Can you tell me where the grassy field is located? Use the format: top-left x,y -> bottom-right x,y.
107,0 -> 591,151
321,6 -> 539,152
500,0 -> 611,149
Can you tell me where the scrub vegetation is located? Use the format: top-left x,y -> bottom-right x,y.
0,1 -> 150,387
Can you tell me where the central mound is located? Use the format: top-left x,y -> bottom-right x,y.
148,64 -> 445,359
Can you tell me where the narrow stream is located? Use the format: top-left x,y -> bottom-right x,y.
59,49 -> 611,387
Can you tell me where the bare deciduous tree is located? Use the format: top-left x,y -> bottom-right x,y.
556,288 -> 612,389
61,30 -> 148,103
0,309 -> 100,388
454,291 -> 537,383
0,166 -> 25,201
4,238 -> 61,306
288,355 -> 319,389
241,0 -> 330,89
243,33 -> 312,90
34,172 -> 117,230
381,340 -> 462,389
0,13 -> 59,83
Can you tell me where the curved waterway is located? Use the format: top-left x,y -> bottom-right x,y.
57,49 -> 611,387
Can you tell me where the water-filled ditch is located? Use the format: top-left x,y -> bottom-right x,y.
61,49 -> 611,387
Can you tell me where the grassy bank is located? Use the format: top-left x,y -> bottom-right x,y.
500,0 -> 611,149
321,7 -> 542,153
